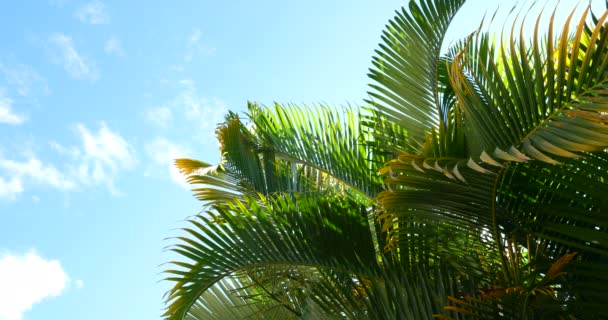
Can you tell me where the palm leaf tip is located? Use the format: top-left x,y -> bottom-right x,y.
175,158 -> 216,175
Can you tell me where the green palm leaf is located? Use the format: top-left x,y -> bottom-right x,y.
449,6 -> 608,164
366,0 -> 467,153
186,275 -> 299,320
163,194 -> 377,319
249,102 -> 383,198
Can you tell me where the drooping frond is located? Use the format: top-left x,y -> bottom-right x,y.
377,155 -> 505,278
163,194 -> 377,320
186,275 -> 299,320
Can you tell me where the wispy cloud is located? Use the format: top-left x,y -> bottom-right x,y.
74,279 -> 84,289
0,157 -> 75,190
48,33 -> 98,80
145,79 -> 226,146
104,36 -> 125,57
0,91 -> 25,125
0,176 -> 23,200
168,65 -> 184,72
0,63 -> 50,97
145,107 -> 172,128
187,29 -> 202,51
0,151 -> 75,200
0,250 -> 70,320
184,28 -> 215,62
0,123 -> 135,200
141,79 -> 226,186
74,0 -> 109,24
145,138 -> 191,188
76,123 -> 135,171
67,123 -> 136,194
176,79 -> 227,140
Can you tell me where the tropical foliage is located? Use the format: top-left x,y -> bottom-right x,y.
163,0 -> 608,319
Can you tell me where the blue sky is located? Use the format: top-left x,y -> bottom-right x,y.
0,1 -> 603,319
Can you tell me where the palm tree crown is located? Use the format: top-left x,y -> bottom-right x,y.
163,1 -> 608,319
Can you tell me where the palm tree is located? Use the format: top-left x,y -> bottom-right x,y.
163,0 -> 608,319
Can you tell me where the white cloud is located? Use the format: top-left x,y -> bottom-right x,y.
0,250 -> 70,320
175,79 -> 226,134
187,29 -> 202,50
147,79 -> 226,145
104,36 -> 125,57
0,176 -> 23,200
76,123 -> 135,170
143,80 -> 226,186
74,279 -> 84,289
0,93 -> 24,125
0,157 -> 75,191
69,123 -> 136,194
0,151 -> 75,200
49,141 -> 80,158
74,0 -> 109,24
145,138 -> 191,188
0,63 -> 50,97
145,107 -> 172,128
185,28 -> 215,62
48,33 -> 98,80
0,124 -> 135,199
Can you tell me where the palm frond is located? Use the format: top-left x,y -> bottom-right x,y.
179,103 -> 380,206
449,6 -> 608,164
377,156 -> 506,281
249,102 -> 382,199
366,0 -> 468,153
186,275 -> 299,320
163,194 -> 377,320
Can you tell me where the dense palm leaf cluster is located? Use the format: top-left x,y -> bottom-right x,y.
163,0 -> 608,319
